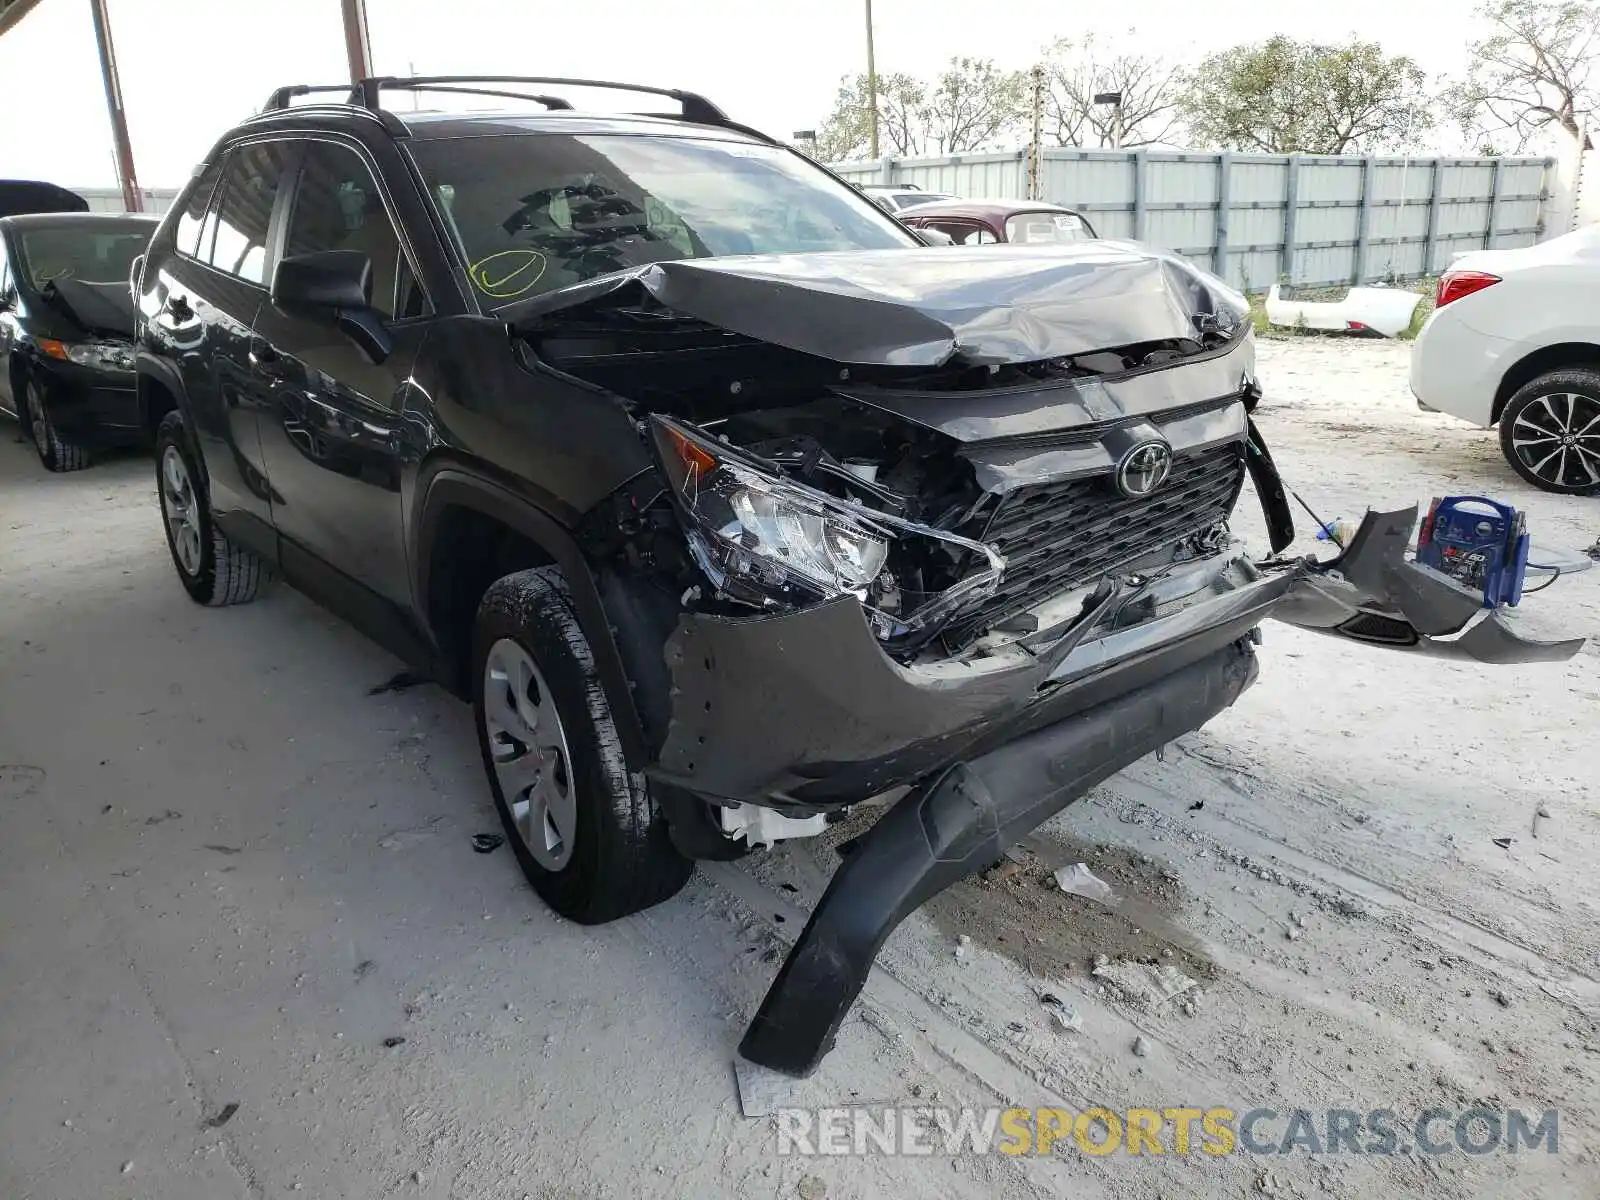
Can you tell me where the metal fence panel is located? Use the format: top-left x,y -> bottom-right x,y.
72,186 -> 180,215
829,147 -> 1553,291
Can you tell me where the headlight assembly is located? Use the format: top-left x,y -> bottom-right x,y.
40,338 -> 136,371
648,415 -> 1005,645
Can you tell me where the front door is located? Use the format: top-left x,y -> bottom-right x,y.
250,138 -> 433,611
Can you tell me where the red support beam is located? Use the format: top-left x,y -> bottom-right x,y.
341,0 -> 372,83
87,0 -> 141,212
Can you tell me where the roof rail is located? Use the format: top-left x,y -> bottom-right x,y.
369,76 -> 732,125
260,75 -> 749,131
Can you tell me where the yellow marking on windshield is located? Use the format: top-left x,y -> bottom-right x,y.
468,250 -> 547,299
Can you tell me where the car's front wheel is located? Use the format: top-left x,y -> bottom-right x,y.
472,566 -> 693,924
24,379 -> 89,473
1498,369 -> 1600,494
154,410 -> 274,605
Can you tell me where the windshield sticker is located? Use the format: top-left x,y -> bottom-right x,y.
468,249 -> 548,299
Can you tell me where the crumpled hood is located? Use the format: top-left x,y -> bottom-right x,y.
42,278 -> 137,339
505,242 -> 1249,367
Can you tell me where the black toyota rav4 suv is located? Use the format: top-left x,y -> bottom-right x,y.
133,76 -> 1581,1077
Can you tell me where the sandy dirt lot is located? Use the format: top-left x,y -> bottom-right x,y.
1,336 -> 1596,1200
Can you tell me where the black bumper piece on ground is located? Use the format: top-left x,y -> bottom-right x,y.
737,636 -> 1259,1077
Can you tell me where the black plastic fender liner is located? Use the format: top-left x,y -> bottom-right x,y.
737,637 -> 1260,1078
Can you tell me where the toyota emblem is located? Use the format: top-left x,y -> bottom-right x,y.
1115,440 -> 1173,497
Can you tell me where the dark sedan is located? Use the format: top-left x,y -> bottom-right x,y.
897,197 -> 1098,246
0,211 -> 157,471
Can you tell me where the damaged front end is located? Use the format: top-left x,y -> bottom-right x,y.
515,243 -> 1584,1078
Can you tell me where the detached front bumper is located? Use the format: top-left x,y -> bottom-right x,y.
721,505 -> 1583,1078
654,506 -> 1582,811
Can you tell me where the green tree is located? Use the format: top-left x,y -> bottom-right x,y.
1444,0 -> 1598,148
1182,37 -> 1434,154
814,72 -> 929,162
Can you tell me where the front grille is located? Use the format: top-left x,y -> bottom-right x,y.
947,441 -> 1247,642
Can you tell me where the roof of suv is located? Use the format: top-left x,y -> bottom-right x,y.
243,105 -> 766,144
239,77 -> 777,146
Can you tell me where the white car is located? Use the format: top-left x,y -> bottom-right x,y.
1409,224 -> 1600,493
857,184 -> 955,213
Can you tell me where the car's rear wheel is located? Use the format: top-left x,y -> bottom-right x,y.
472,566 -> 693,924
24,380 -> 89,473
1498,369 -> 1600,494
154,410 -> 274,605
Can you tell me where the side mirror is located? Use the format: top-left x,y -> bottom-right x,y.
273,249 -> 372,313
271,249 -> 392,364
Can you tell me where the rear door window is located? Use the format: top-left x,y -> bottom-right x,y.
924,220 -> 997,246
207,141 -> 296,285
174,158 -> 225,259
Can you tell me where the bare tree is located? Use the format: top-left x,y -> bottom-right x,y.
922,58 -> 1027,153
814,71 -> 929,161
1445,0 -> 1599,148
1043,33 -> 1186,148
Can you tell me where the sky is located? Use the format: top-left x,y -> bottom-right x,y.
0,0 -> 1491,190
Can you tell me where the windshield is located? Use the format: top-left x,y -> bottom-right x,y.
17,222 -> 153,289
1005,211 -> 1094,245
408,132 -> 919,307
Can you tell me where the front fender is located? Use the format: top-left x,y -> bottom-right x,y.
413,467 -> 653,770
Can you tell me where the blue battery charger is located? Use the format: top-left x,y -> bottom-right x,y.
1414,495 -> 1532,609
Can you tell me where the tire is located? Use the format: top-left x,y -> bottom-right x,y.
153,410 -> 274,606
23,378 -> 90,472
1497,369 -> 1600,495
472,566 -> 693,924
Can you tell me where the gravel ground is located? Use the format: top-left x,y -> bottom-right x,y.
1,336 -> 1596,1200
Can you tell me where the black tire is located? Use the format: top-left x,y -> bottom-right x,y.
154,410 -> 274,606
23,379 -> 90,472
1497,368 -> 1600,495
472,566 -> 693,924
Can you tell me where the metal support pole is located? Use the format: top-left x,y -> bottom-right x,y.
87,0 -> 140,212
341,0 -> 373,83
864,0 -> 880,160
1281,155 -> 1301,285
1027,65 -> 1045,201
1214,153 -> 1232,281
1353,158 -> 1375,284
1423,159 -> 1444,275
1485,157 -> 1505,250
1132,149 -> 1148,241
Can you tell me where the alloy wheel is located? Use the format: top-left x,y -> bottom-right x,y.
1508,392 -> 1600,490
483,638 -> 576,872
160,446 -> 204,577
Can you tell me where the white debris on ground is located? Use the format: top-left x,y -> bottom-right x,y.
2,336 -> 1596,1200
1054,862 -> 1118,904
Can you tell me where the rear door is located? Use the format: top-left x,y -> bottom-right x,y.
249,136 -> 432,611
144,142 -> 296,540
